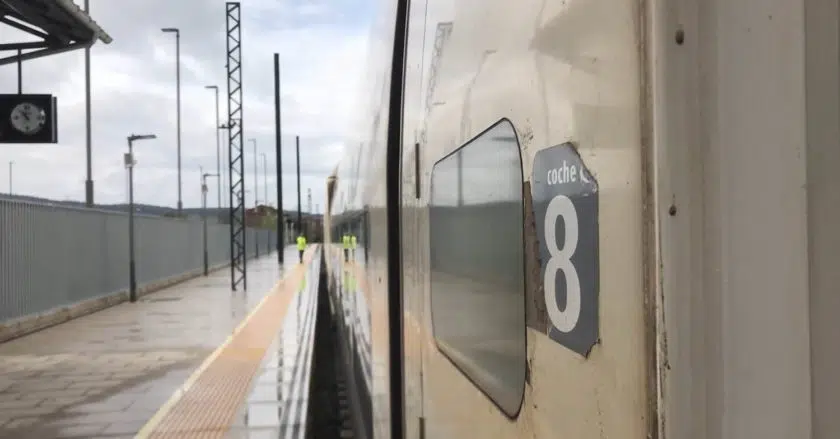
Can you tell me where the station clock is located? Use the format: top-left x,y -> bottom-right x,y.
0,94 -> 58,144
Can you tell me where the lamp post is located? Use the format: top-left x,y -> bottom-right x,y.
249,138 -> 258,208
205,85 -> 222,210
273,53 -> 283,263
249,138 -> 259,257
126,133 -> 157,303
219,122 -> 236,209
161,27 -> 182,215
84,0 -> 93,207
296,136 -> 301,239
261,152 -> 268,254
202,170 -> 220,275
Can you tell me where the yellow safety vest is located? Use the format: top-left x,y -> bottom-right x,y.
351,235 -> 357,249
343,235 -> 350,249
296,236 -> 306,251
348,272 -> 356,291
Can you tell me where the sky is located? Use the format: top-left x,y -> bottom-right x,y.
0,0 -> 375,213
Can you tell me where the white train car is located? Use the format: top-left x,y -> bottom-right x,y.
324,0 -> 840,438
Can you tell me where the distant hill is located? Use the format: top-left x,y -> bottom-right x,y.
0,193 -> 321,220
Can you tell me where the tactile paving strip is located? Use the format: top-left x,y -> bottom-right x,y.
138,247 -> 316,439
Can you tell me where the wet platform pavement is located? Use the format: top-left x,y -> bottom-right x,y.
225,249 -> 321,438
0,247 -> 302,439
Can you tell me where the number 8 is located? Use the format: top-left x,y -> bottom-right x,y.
544,194 -> 581,333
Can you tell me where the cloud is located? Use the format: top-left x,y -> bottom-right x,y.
0,0 -> 373,211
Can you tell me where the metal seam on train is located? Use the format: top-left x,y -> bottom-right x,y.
386,0 -> 411,438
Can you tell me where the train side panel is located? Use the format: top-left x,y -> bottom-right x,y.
400,0 -> 652,438
325,0 -> 401,438
654,0 -> 840,438
328,0 -> 840,438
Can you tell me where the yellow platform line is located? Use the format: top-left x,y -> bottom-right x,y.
135,246 -> 317,439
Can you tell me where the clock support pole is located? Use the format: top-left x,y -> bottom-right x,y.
17,49 -> 22,93
226,2 -> 247,291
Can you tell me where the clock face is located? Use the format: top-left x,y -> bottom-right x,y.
10,102 -> 46,135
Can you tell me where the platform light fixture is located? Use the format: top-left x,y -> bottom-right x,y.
202,170 -> 220,275
126,133 -> 157,303
205,85 -> 222,209
161,27 -> 182,215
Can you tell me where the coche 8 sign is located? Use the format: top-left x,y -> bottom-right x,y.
531,142 -> 599,357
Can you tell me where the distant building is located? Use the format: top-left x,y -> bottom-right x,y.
245,204 -> 278,228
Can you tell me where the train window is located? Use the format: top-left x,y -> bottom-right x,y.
428,118 -> 526,417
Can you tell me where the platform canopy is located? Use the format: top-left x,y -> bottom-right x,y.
0,0 -> 112,66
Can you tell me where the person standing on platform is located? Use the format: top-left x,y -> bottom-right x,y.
297,234 -> 306,263
342,233 -> 350,262
350,234 -> 357,261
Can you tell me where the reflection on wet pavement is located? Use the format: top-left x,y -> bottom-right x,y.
0,247 -> 298,439
226,250 -> 320,438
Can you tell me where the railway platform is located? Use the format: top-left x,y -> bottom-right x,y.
0,245 -> 322,439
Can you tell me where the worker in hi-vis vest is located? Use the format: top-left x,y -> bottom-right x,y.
342,233 -> 350,262
297,234 -> 306,263
350,234 -> 357,261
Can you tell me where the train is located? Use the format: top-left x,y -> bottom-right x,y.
322,0 -> 840,438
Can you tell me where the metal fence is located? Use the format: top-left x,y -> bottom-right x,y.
0,198 -> 277,323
